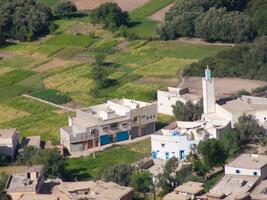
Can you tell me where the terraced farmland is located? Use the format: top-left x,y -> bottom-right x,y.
0,1 -> 230,144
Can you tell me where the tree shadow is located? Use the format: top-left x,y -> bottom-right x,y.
62,167 -> 93,181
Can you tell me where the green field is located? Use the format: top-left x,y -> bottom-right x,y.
0,2 -> 229,144
64,139 -> 151,180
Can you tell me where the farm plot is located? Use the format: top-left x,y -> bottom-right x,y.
134,57 -> 195,77
71,0 -> 150,11
0,104 -> 29,124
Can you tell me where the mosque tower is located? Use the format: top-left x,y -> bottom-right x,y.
202,66 -> 216,114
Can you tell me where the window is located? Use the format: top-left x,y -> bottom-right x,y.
236,169 -> 240,174
253,172 -> 258,176
110,123 -> 118,129
147,117 -> 149,119
150,116 -> 152,119
133,117 -> 138,122
161,143 -> 166,148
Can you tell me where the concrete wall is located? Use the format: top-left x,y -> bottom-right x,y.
157,90 -> 185,116
0,131 -> 19,159
202,78 -> 216,114
225,166 -> 262,177
151,134 -> 198,160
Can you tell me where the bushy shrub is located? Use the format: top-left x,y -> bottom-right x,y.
31,89 -> 71,104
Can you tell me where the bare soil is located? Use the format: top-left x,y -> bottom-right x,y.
33,58 -> 79,72
182,77 -> 267,98
68,22 -> 102,34
176,37 -> 235,46
71,0 -> 149,11
148,3 -> 174,22
0,51 -> 17,58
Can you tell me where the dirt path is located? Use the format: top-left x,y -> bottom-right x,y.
33,58 -> 79,72
148,3 -> 174,22
71,0 -> 150,11
22,94 -> 78,112
176,37 -> 235,46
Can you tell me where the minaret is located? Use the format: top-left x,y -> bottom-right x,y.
202,66 -> 216,114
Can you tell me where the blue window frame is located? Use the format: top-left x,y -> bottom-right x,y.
161,143 -> 166,148
165,152 -> 169,160
236,169 -> 240,174
253,172 -> 257,176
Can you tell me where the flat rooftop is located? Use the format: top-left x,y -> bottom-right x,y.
226,154 -> 267,170
6,165 -> 43,193
18,194 -> 57,200
222,99 -> 254,114
175,181 -> 204,194
163,192 -> 190,200
250,179 -> 267,200
21,136 -> 41,148
209,174 -> 259,200
53,181 -> 133,200
0,128 -> 17,139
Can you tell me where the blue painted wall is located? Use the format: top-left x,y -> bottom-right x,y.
116,131 -> 129,142
100,134 -> 112,145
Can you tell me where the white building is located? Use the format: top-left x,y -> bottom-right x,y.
157,87 -> 201,116
151,121 -> 226,160
0,128 -> 19,160
202,67 -> 267,128
208,154 -> 267,199
60,98 -> 157,154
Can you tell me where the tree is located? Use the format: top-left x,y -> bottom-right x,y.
0,0 -> 52,42
53,1 -> 77,18
157,157 -> 179,194
197,139 -> 227,169
102,164 -> 134,186
17,147 -> 65,179
158,0 -> 255,43
219,129 -> 240,158
164,157 -> 179,175
0,191 -> 11,200
235,114 -> 265,145
0,173 -> 11,200
91,3 -> 129,30
172,100 -> 203,121
131,170 -> 154,197
183,37 -> 267,81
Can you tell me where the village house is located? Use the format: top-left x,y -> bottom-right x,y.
6,165 -> 45,200
60,98 -> 157,154
206,154 -> 267,200
0,128 -> 19,160
157,87 -> 201,115
151,120 -> 227,160
163,181 -> 205,200
157,67 -> 267,129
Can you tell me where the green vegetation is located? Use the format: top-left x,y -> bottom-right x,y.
183,37 -> 267,81
17,146 -> 65,178
0,0 -> 53,42
102,164 -> 134,186
37,0 -> 60,7
31,89 -> 71,104
130,0 -> 175,18
91,3 -> 129,30
172,100 -> 203,121
64,139 -> 151,180
0,0 -> 228,144
52,1 -> 77,18
158,0 -> 259,42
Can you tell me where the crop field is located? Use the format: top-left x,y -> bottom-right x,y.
0,3 -> 229,144
64,138 -> 151,180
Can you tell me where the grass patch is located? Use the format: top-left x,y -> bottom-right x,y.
64,139 -> 150,180
130,0 -> 175,18
37,0 -> 60,7
0,70 -> 35,87
0,103 -> 29,124
31,89 -> 71,104
43,34 -> 95,48
135,58 -> 194,77
53,19 -> 78,34
0,56 -> 39,70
